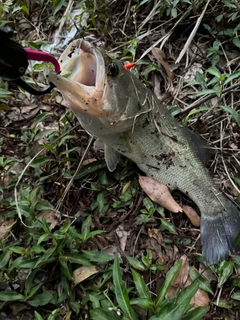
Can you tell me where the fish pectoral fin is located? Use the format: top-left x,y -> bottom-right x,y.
104,144 -> 121,172
93,139 -> 104,150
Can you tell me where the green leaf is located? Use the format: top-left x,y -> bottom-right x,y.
0,291 -> 25,301
195,87 -> 221,98
130,297 -> 154,309
160,219 -> 177,235
214,298 -> 232,308
231,290 -> 240,301
224,71 -> 240,85
113,255 -> 138,320
218,260 -> 234,287
189,267 -> 214,295
219,105 -> 240,126
64,160 -> 107,180
206,67 -> 221,78
34,247 -> 56,268
131,269 -> 152,301
168,105 -> 181,116
181,306 -> 210,320
52,0 -> 65,15
143,197 -> 155,211
126,256 -> 145,271
233,176 -> 240,187
156,260 -> 182,307
82,250 -> 113,263
33,112 -> 52,127
27,290 -> 53,307
155,281 -> 199,320
30,156 -> 54,168
82,215 -> 92,241
233,37 -> 240,49
59,257 -> 73,280
34,311 -> 44,320
25,283 -> 42,300
9,257 -> 38,271
175,280 -> 199,308
182,106 -> 209,126
35,202 -> 54,211
90,308 -> 121,320
59,135 -> 76,146
61,252 -> 92,266
24,270 -> 39,296
0,250 -> 11,269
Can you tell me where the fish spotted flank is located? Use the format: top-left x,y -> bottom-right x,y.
48,39 -> 240,265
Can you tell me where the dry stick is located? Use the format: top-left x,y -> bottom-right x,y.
222,155 -> 240,195
175,0 -> 210,64
137,0 -> 162,34
55,0 -> 74,40
14,121 -> 82,228
55,135 -> 94,212
178,82 -> 240,116
136,8 -> 191,63
14,149 -> 45,228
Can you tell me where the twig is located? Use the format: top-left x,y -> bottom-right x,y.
55,135 -> 94,212
175,0 -> 210,64
179,82 -> 240,116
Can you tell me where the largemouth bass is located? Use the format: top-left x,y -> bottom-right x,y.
48,39 -> 240,265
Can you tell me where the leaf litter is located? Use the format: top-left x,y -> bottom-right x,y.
1,1 -> 240,319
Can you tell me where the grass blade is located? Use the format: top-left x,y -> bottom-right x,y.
113,255 -> 138,320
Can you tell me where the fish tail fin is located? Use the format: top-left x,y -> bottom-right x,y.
201,201 -> 240,265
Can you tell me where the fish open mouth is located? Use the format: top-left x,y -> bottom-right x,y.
48,39 -> 107,117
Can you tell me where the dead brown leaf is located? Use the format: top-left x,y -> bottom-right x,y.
198,264 -> 217,282
139,175 -> 182,213
148,228 -> 166,247
116,223 -> 130,251
73,265 -> 99,285
167,256 -> 210,308
38,208 -> 61,230
0,218 -> 15,239
186,278 -> 210,307
152,47 -> 174,81
182,205 -> 200,227
167,255 -> 189,297
172,255 -> 189,287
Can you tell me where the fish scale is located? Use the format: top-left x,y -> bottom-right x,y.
48,39 -> 240,265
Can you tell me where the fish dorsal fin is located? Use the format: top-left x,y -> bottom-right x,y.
104,144 -> 121,172
184,128 -> 214,165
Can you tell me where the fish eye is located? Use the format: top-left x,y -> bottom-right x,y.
107,63 -> 119,77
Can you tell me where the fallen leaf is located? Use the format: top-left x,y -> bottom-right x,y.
148,228 -> 166,247
167,255 -> 189,297
116,223 -> 130,251
139,175 -> 182,213
152,47 -> 174,81
199,263 -> 217,282
186,277 -> 210,307
182,205 -> 200,227
229,143 -> 238,150
73,265 -> 99,285
171,255 -> 189,287
0,218 -> 15,239
38,209 -> 61,230
167,256 -> 210,308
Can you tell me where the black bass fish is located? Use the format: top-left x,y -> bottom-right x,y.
48,39 -> 240,265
